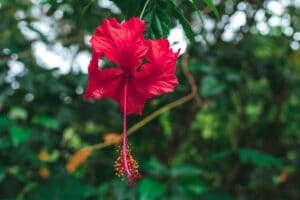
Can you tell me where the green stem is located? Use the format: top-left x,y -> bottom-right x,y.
139,0 -> 151,19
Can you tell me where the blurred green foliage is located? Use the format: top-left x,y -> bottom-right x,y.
1,0 -> 300,199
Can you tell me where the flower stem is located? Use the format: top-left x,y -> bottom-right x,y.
139,0 -> 151,19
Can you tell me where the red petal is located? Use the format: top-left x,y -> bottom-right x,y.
119,79 -> 150,115
84,52 -> 124,101
84,52 -> 149,115
133,39 -> 179,97
90,17 -> 148,72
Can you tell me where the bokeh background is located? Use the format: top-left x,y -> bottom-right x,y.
1,0 -> 300,199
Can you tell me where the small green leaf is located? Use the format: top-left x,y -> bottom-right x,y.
238,148 -> 282,168
8,107 -> 27,120
170,164 -> 202,177
179,177 -> 209,195
0,136 -> 11,149
138,178 -> 166,200
200,76 -> 225,97
112,0 -> 142,17
167,0 -> 195,43
46,150 -> 60,162
36,173 -> 87,200
33,116 -> 60,130
112,179 -> 130,200
0,171 -> 6,184
7,166 -> 25,181
80,0 -> 95,17
9,126 -> 32,146
17,182 -> 38,200
154,11 -> 169,37
97,182 -> 110,198
203,0 -> 219,19
144,3 -> 171,39
206,150 -> 233,162
226,72 -> 241,82
62,127 -> 84,149
0,115 -> 14,128
159,111 -> 173,136
143,158 -> 168,177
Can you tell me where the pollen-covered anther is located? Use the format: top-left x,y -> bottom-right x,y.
114,146 -> 141,185
114,155 -> 125,177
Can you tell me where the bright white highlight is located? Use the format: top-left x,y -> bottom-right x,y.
168,24 -> 188,55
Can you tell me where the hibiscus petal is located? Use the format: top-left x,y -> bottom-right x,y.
90,17 -> 148,72
84,53 -> 124,101
119,79 -> 150,115
133,39 -> 179,97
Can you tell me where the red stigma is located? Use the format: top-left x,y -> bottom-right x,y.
114,145 -> 142,185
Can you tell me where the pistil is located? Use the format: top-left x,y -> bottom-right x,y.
114,78 -> 141,185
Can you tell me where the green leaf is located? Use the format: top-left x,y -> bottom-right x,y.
0,166 -> 7,184
200,75 -> 225,96
179,177 -> 209,195
0,115 -> 14,129
225,72 -> 241,82
33,116 -> 60,130
112,0 -> 142,17
154,11 -> 170,37
196,64 -> 219,74
138,178 -> 166,200
144,3 -> 171,39
17,182 -> 38,200
0,136 -> 11,149
167,0 -> 195,43
35,173 -> 87,200
206,150 -> 233,162
9,126 -> 31,146
238,148 -> 282,168
80,0 -> 96,17
62,127 -> 85,149
191,108 -> 219,139
143,157 -> 168,177
97,182 -> 110,198
203,0 -> 219,19
170,164 -> 202,177
159,111 -> 173,136
7,166 -> 25,181
8,107 -> 28,120
112,179 -> 130,200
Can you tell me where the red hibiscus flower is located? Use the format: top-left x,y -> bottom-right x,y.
84,17 -> 179,184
